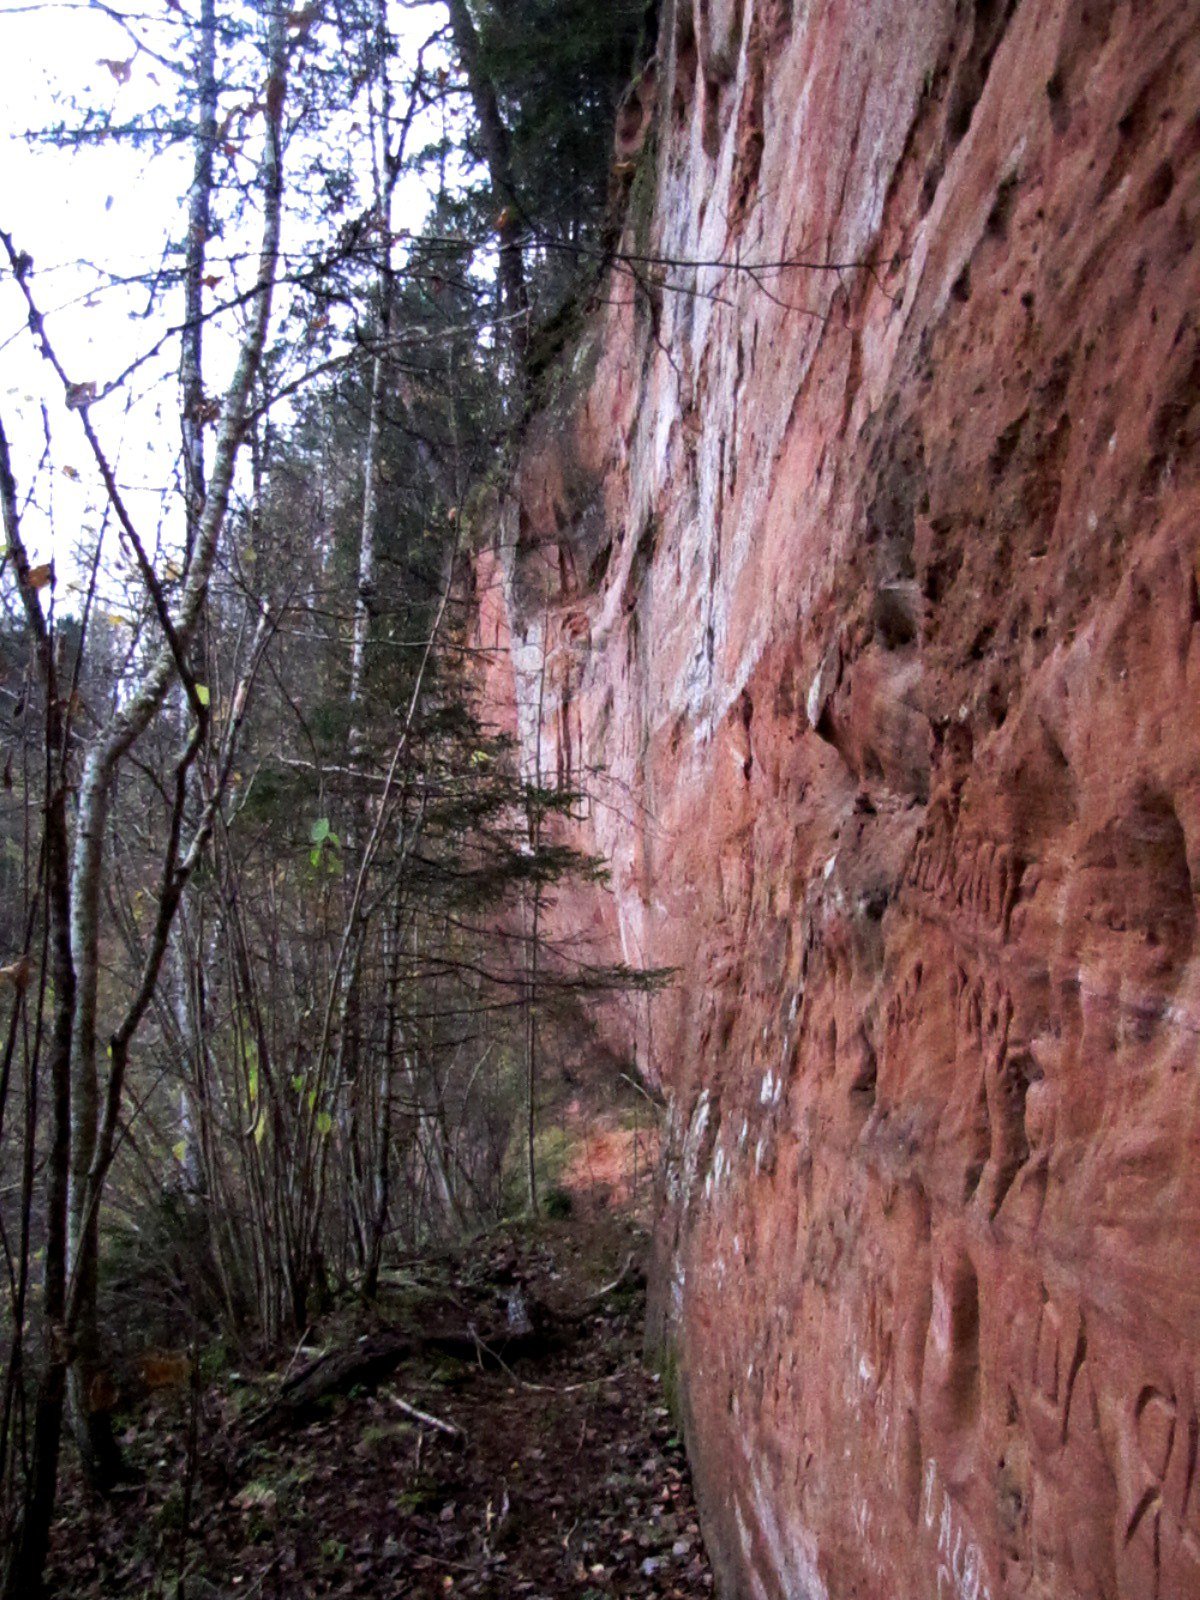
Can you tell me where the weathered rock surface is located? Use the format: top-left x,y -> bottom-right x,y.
476,2 -> 1200,1595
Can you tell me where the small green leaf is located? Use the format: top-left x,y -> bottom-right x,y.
172,1140 -> 186,1163
311,817 -> 331,844
291,1073 -> 304,1094
195,683 -> 211,707
315,1110 -> 333,1137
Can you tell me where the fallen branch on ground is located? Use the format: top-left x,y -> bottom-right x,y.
389,1394 -> 464,1440
243,1309 -> 572,1436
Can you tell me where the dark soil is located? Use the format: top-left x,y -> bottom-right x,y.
46,1218 -> 713,1600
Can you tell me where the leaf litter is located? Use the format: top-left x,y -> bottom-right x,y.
47,1215 -> 715,1599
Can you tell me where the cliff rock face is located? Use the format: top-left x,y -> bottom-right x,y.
478,2 -> 1200,1595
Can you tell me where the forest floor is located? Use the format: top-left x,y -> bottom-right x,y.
46,1209 -> 715,1600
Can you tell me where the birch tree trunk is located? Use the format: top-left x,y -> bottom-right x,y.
348,348 -> 384,758
181,0 -> 218,555
173,0 -> 219,1201
65,2 -> 290,1486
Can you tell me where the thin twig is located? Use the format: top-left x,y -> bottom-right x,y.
388,1393 -> 464,1441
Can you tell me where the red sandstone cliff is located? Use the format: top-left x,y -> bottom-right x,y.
476,2 -> 1200,1595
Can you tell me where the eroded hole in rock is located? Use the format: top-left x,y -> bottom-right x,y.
963,1076 -> 990,1203
739,688 -> 754,779
848,1027 -> 878,1116
674,5 -> 699,117
1006,723 -> 1078,847
873,582 -> 921,649
1098,57 -> 1177,206
587,538 -> 612,589
985,173 -> 1020,240
1045,67 -> 1070,135
988,410 -> 1028,482
1139,158 -> 1176,216
1144,339 -> 1200,486
939,1250 -> 982,1431
987,1047 -> 1036,1219
1075,787 -> 1196,979
944,0 -> 1019,148
701,75 -> 722,160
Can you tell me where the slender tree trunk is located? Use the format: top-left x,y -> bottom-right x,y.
181,0 -> 218,557
525,882 -> 541,1216
174,0 -> 219,1198
348,350 -> 384,757
0,419 -> 78,1600
172,926 -> 206,1197
525,626 -> 548,1216
363,889 -> 407,1297
341,0 -> 424,1283
65,780 -> 123,1484
65,2 -> 289,1486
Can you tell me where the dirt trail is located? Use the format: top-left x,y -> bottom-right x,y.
49,1218 -> 715,1600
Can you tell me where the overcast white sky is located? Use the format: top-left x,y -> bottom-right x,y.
0,0 -> 448,611
2,0 -> 190,603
